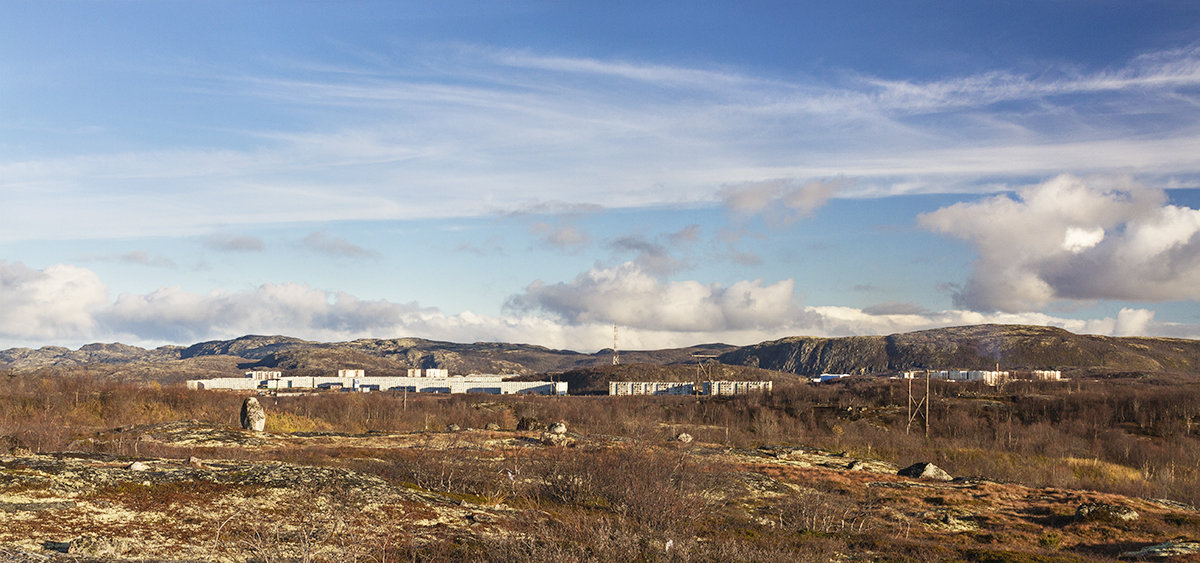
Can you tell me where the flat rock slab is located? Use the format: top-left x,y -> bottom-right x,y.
1120,540 -> 1200,560
0,500 -> 76,512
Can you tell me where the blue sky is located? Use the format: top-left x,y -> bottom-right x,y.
4,1 -> 1200,351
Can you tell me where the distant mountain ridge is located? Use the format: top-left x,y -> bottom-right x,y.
719,324 -> 1200,375
3,325 -> 1199,379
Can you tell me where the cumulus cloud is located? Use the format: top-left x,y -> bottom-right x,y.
301,231 -> 379,259
1,262 -> 1197,351
919,174 -> 1200,311
0,261 -> 108,340
862,302 -> 928,316
505,262 -> 806,331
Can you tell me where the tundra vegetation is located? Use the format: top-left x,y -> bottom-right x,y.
0,371 -> 1199,561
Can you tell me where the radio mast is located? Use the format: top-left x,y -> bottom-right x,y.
612,324 -> 620,365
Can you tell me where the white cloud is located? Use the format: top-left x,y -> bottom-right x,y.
1062,227 -> 1105,253
1113,307 -> 1156,337
719,177 -> 852,226
505,262 -> 804,332
919,174 -> 1200,311
7,45 -> 1200,242
0,262 -> 108,340
1,262 -> 1197,351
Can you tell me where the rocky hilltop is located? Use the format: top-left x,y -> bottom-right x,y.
719,324 -> 1200,376
3,324 -> 1199,381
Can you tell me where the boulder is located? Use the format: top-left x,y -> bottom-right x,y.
675,432 -> 694,443
541,432 -> 572,447
897,462 -> 953,481
445,423 -> 461,432
548,422 -> 567,435
240,397 -> 266,432
517,417 -> 543,431
126,461 -> 150,472
484,422 -> 501,431
1076,502 -> 1139,524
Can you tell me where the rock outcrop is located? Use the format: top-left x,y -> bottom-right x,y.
1120,540 -> 1200,560
898,462 -> 953,481
1076,502 -> 1139,524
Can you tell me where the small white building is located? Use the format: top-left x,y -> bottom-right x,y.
928,369 -> 1010,386
817,373 -> 851,383
337,369 -> 365,378
1032,370 -> 1062,381
609,381 -> 695,396
704,380 -> 773,395
245,370 -> 282,380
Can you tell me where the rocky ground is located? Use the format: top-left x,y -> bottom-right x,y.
0,420 -> 1198,561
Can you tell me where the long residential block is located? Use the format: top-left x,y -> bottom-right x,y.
609,380 -> 772,396
187,375 -> 567,395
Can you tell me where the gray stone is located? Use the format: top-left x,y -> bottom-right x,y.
1120,540 -> 1200,560
548,422 -> 567,435
240,397 -> 266,432
1076,502 -> 1139,524
897,462 -> 953,481
675,432 -> 693,443
470,512 -> 497,524
541,432 -> 572,447
0,501 -> 76,513
127,461 -> 150,471
484,422 -> 501,431
445,423 -> 461,432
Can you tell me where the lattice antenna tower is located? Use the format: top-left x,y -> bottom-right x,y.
612,324 -> 620,365
693,353 -> 719,396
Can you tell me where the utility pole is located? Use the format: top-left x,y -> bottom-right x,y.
693,353 -> 718,397
906,370 -> 931,439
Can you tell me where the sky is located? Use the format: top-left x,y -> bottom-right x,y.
4,1 -> 1200,352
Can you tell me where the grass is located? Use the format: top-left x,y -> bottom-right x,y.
0,372 -> 1199,560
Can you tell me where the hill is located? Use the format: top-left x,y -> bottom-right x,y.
719,324 -> 1200,376
3,324 -> 1200,382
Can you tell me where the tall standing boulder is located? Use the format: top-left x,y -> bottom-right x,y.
240,397 -> 266,432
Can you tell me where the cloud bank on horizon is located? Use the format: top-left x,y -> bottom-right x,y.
2,3 -> 1200,351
